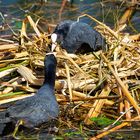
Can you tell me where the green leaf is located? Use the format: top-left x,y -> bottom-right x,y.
90,116 -> 120,127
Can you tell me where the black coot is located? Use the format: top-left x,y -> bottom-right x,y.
51,20 -> 107,54
0,54 -> 59,135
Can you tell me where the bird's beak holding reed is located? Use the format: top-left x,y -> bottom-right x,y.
51,33 -> 57,52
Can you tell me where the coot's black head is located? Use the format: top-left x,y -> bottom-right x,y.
51,20 -> 74,51
44,54 -> 57,85
53,20 -> 74,39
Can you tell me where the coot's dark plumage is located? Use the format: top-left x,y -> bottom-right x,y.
0,54 -> 59,135
51,20 -> 107,54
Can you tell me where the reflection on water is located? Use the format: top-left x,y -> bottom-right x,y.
0,0 -> 140,35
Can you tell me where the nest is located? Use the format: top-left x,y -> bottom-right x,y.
0,15 -> 140,139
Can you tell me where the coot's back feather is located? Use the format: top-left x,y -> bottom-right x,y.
53,20 -> 106,54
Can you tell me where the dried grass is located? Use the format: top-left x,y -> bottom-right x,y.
0,14 -> 140,138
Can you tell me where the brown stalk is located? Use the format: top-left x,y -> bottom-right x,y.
0,94 -> 34,105
57,54 -> 90,78
0,44 -> 18,51
27,16 -> 41,37
65,62 -> 73,101
90,115 -> 140,140
56,94 -> 119,102
84,85 -> 111,125
0,68 -> 17,79
77,14 -> 119,39
101,53 -> 140,113
116,0 -> 137,32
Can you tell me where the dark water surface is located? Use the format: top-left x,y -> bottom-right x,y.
0,0 -> 140,35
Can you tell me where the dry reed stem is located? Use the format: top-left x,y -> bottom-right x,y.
27,16 -> 41,37
84,85 -> 111,125
90,115 -> 140,140
0,68 -> 17,78
124,79 -> 131,120
77,14 -> 119,39
17,65 -> 38,85
0,44 -> 18,51
57,54 -> 90,78
128,33 -> 140,41
1,79 -> 23,94
0,57 -> 29,63
0,38 -> 14,43
90,122 -> 129,140
125,100 -> 131,120
0,94 -> 35,105
56,94 -> 119,102
65,62 -> 73,101
116,5 -> 136,32
101,53 -> 140,114
1,86 -> 14,95
21,19 -> 28,39
15,51 -> 29,58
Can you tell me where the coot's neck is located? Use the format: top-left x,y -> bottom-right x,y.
44,64 -> 56,88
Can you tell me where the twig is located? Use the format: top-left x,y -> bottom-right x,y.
84,85 -> 111,125
57,54 -> 91,78
90,115 -> 140,140
0,38 -> 14,43
0,57 -> 29,63
65,62 -> 73,101
27,16 -> 41,37
77,14 -> 119,39
101,53 -> 140,114
0,12 -> 17,36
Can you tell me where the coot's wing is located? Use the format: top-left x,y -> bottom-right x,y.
7,84 -> 49,115
64,22 -> 105,53
7,95 -> 45,127
63,22 -> 97,53
7,95 -> 37,118
7,87 -> 58,126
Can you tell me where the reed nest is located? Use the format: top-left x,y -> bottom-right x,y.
0,15 -> 140,139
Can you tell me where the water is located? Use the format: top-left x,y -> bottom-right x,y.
0,0 -> 140,35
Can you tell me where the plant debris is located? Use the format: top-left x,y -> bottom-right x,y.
0,12 -> 140,139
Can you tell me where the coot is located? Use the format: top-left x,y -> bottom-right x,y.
0,54 -> 59,135
51,20 -> 107,54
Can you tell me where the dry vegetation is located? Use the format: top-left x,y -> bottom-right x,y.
0,7 -> 140,139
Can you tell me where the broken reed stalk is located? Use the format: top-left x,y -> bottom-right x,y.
0,44 -> 18,51
0,94 -> 35,105
90,122 -> 129,140
57,54 -> 90,78
27,16 -> 41,37
101,53 -> 140,114
17,65 -> 38,85
90,115 -> 140,140
65,62 -> 73,101
0,57 -> 29,63
0,38 -> 14,43
84,84 -> 111,125
116,0 -> 137,32
0,68 -> 17,78
77,14 -> 119,39
1,79 -> 22,94
57,94 -> 120,102
20,18 -> 28,47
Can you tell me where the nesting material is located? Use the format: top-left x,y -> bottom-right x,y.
0,15 -> 140,138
